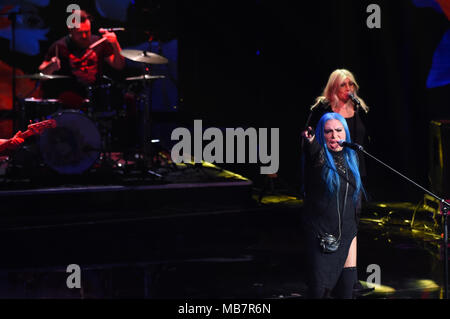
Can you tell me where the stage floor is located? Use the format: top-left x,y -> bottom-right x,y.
0,191 -> 447,299
0,154 -> 447,299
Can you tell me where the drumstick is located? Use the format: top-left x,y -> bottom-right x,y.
89,36 -> 108,50
55,44 -> 58,59
76,37 -> 108,61
79,36 -> 108,61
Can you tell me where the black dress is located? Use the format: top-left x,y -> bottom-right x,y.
301,139 -> 360,293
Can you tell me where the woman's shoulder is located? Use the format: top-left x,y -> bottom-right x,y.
306,99 -> 331,128
311,99 -> 331,112
356,106 -> 369,123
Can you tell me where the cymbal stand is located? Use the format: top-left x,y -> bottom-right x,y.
133,66 -> 166,180
138,65 -> 153,167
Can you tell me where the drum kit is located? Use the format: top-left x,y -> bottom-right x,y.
12,49 -> 169,177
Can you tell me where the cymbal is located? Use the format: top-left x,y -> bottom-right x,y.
121,49 -> 168,64
125,75 -> 166,81
15,73 -> 70,80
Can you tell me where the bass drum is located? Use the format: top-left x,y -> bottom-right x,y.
39,110 -> 101,174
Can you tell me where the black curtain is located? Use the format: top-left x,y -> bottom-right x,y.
178,0 -> 450,201
3,0 -> 449,201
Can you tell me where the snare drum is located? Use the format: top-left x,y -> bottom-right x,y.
23,98 -> 61,123
39,110 -> 101,174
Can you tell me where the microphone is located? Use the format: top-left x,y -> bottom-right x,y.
99,27 -> 125,32
338,140 -> 363,151
348,92 -> 361,106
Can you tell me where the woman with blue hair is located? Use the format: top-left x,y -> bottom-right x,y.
301,112 -> 364,299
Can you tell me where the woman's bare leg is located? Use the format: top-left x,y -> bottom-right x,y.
344,236 -> 357,267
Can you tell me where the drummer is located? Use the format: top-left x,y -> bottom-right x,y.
38,9 -> 125,105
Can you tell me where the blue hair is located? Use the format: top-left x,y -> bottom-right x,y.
315,112 -> 363,203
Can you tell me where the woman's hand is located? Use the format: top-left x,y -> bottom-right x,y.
302,126 -> 315,144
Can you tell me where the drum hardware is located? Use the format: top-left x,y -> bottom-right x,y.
11,43 -> 170,178
96,118 -> 120,172
133,71 -> 157,168
39,110 -> 102,175
15,73 -> 71,80
125,75 -> 166,81
85,78 -> 127,171
21,98 -> 62,129
120,49 -> 168,65
16,73 -> 71,129
86,82 -> 115,119
120,48 -> 169,173
9,34 -> 171,179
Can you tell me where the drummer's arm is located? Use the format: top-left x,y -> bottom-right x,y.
105,46 -> 126,70
102,32 -> 126,70
39,57 -> 60,75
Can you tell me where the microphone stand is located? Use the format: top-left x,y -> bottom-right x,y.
351,143 -> 450,299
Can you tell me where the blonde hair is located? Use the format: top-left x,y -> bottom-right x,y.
311,69 -> 369,113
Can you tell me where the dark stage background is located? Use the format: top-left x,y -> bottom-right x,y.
178,0 -> 450,202
1,0 -> 449,202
